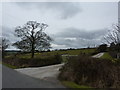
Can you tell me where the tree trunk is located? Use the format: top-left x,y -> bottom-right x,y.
31,38 -> 35,58
31,42 -> 34,58
31,26 -> 36,58
31,50 -> 34,58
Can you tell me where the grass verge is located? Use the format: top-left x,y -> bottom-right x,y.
2,62 -> 18,69
100,52 -> 113,60
61,81 -> 91,88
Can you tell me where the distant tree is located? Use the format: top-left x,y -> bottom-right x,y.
97,44 -> 107,52
13,21 -> 52,58
109,42 -> 116,51
2,38 -> 9,58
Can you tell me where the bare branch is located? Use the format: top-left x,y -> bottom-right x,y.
104,24 -> 120,44
13,21 -> 52,58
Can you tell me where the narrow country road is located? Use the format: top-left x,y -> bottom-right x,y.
2,64 -> 65,88
92,52 -> 104,58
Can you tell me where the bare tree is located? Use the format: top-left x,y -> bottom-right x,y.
13,21 -> 52,58
104,24 -> 120,59
1,38 -> 9,58
104,24 -> 120,44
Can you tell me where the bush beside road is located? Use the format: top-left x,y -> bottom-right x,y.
58,54 -> 120,88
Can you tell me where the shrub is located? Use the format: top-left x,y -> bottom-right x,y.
97,44 -> 107,53
28,54 -> 62,67
58,55 -> 120,88
108,42 -> 120,59
3,54 -> 62,68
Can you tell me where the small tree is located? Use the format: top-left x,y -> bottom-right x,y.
2,38 -> 9,58
13,21 -> 52,58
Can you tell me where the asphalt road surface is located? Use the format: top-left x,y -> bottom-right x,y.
15,64 -> 64,83
2,64 -> 65,88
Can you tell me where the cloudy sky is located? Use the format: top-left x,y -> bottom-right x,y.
2,2 -> 118,50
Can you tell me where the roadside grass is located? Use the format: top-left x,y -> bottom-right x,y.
100,52 -> 112,59
2,62 -> 18,69
61,81 -> 91,88
99,52 -> 120,63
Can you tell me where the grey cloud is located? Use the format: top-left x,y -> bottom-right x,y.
55,28 -> 107,40
2,25 -> 107,49
16,2 -> 81,19
53,37 -> 102,49
2,26 -> 13,37
2,26 -> 20,43
52,28 -> 107,48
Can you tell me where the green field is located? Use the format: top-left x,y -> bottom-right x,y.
3,48 -> 96,69
5,48 -> 96,59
